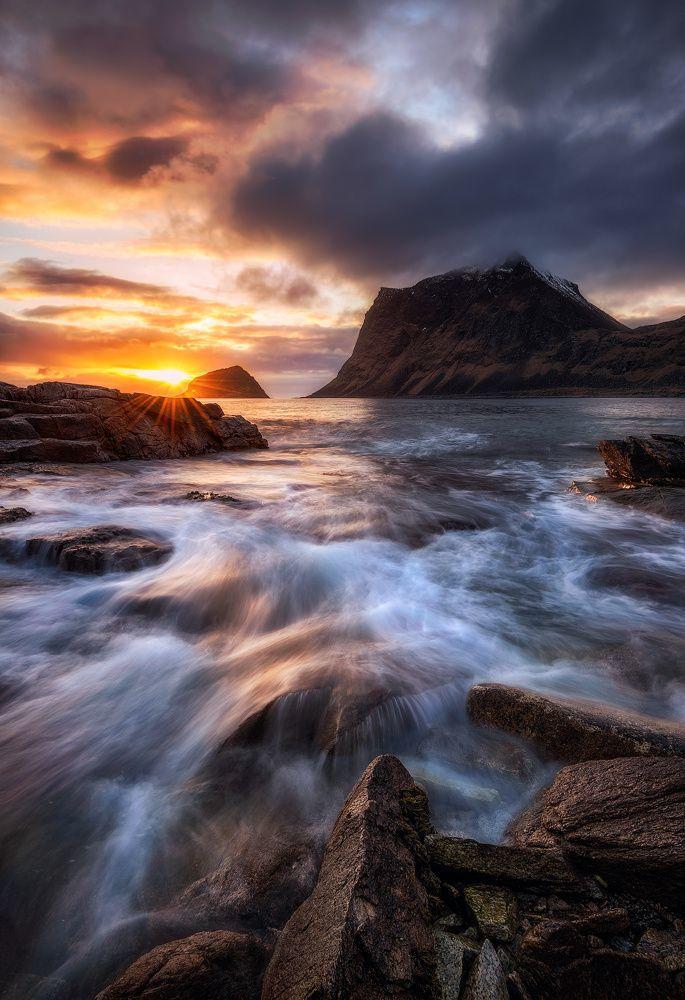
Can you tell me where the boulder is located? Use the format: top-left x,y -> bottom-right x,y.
597,434 -> 685,485
427,836 -> 598,898
463,885 -> 518,943
467,683 -> 685,762
20,526 -> 172,574
260,755 -> 435,1000
555,950 -> 679,1000
637,928 -> 685,973
94,930 -> 269,1000
0,381 -> 267,463
508,756 -> 685,910
0,506 -> 32,524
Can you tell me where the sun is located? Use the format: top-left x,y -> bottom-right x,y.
126,368 -> 192,386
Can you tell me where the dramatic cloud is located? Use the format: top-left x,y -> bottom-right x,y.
0,0 -> 683,392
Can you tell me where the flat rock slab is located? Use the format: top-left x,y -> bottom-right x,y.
21,526 -> 172,574
467,683 -> 685,762
597,434 -> 685,485
508,756 -> 685,910
427,836 -> 597,898
260,754 -> 435,1000
95,930 -> 269,1000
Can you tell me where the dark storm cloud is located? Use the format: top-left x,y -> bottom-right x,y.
235,265 -> 319,306
103,135 -> 188,182
487,0 -> 685,125
1,259 -> 168,299
229,0 -> 685,291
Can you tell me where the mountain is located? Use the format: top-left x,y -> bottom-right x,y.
185,366 -> 269,398
311,256 -> 683,397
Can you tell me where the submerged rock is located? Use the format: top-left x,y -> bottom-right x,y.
20,526 -> 172,574
95,930 -> 269,1000
0,506 -> 32,524
260,755 -> 435,1000
508,756 -> 685,910
0,380 -> 267,463
179,828 -> 320,932
569,477 -> 685,521
467,683 -> 685,762
185,490 -> 242,504
598,434 -> 685,485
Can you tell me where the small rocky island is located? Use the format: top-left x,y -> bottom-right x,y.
0,380 -> 267,463
184,366 -> 269,399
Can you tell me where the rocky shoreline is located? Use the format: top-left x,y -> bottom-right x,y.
1,423 -> 683,999
88,686 -> 685,1000
0,381 -> 267,464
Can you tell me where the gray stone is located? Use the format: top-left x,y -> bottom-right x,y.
461,939 -> 508,1000
434,929 -> 464,1000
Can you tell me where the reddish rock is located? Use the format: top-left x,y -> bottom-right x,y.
94,930 -> 269,1000
260,755 -> 435,1000
22,526 -> 172,574
0,506 -> 32,524
598,434 -> 685,485
467,683 -> 685,762
0,381 -> 267,463
508,756 -> 685,910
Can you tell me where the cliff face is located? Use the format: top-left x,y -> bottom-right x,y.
186,366 -> 269,398
312,257 -> 683,397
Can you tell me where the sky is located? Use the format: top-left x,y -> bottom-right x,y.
0,0 -> 683,397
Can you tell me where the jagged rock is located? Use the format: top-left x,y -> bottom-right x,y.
94,930 -> 269,1000
467,683 -> 685,762
311,256 -> 682,398
463,885 -> 518,943
598,434 -> 685,485
461,939 -> 508,1000
637,928 -> 685,972
0,506 -> 32,524
185,366 -> 269,399
508,756 -> 685,910
427,836 -> 598,898
17,526 -> 172,574
260,755 -> 435,1000
434,929 -> 464,1000
0,381 -> 267,463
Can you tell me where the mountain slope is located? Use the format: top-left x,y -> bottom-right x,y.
311,257 -> 683,397
185,366 -> 269,398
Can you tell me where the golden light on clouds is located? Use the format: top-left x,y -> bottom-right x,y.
117,367 -> 192,386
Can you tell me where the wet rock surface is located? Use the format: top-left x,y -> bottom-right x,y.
508,756 -> 685,910
569,477 -> 685,521
0,505 -> 32,524
467,683 -> 685,762
598,434 -> 685,485
94,930 -> 269,1000
0,380 -> 267,463
260,755 -> 435,1000
12,525 -> 173,574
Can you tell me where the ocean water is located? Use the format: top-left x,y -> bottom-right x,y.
0,396 -> 683,990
